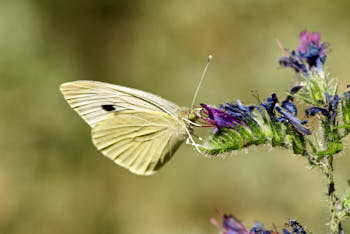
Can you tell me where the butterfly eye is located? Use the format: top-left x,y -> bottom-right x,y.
188,113 -> 196,121
101,105 -> 116,112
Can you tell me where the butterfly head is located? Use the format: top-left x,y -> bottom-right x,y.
189,107 -> 203,122
179,107 -> 202,127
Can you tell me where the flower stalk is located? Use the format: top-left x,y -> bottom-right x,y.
323,154 -> 342,234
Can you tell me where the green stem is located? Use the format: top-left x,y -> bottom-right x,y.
323,155 -> 342,234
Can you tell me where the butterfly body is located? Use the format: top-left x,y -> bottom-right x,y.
60,80 -> 193,175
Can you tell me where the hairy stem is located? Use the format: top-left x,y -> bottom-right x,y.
323,155 -> 342,234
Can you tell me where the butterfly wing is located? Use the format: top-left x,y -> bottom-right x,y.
60,80 -> 190,175
60,80 -> 180,127
91,109 -> 187,175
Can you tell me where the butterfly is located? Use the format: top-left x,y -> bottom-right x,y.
60,80 -> 200,175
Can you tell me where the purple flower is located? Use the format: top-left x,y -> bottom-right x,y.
222,100 -> 263,123
305,94 -> 339,126
282,220 -> 308,234
298,31 -> 321,54
222,215 -> 249,234
297,30 -> 327,68
278,30 -> 327,76
250,222 -> 272,234
275,104 -> 311,135
212,214 -> 308,234
210,214 -> 249,234
279,51 -> 308,77
199,86 -> 311,136
260,93 -> 279,118
200,104 -> 243,132
276,89 -> 311,135
260,91 -> 311,135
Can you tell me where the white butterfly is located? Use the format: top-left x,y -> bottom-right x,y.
60,80 -> 198,175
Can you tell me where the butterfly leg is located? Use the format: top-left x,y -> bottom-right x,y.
183,118 -> 203,127
184,127 -> 202,153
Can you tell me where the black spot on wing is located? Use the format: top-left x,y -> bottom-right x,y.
102,105 -> 116,112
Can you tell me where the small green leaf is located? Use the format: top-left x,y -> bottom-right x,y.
342,189 -> 350,211
291,133 -> 306,155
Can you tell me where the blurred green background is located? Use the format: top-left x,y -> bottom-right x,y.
1,0 -> 350,233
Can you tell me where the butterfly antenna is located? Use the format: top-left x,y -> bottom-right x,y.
191,55 -> 212,108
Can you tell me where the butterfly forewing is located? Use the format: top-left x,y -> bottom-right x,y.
92,110 -> 187,175
60,80 -> 180,127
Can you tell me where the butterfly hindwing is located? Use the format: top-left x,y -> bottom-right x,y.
91,110 -> 187,175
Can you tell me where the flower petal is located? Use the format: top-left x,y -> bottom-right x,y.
200,104 -> 242,130
276,105 -> 312,135
222,215 -> 249,234
305,106 -> 328,117
282,101 -> 297,116
310,32 -> 321,46
260,93 -> 278,117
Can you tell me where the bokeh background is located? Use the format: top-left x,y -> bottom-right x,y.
1,0 -> 350,233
